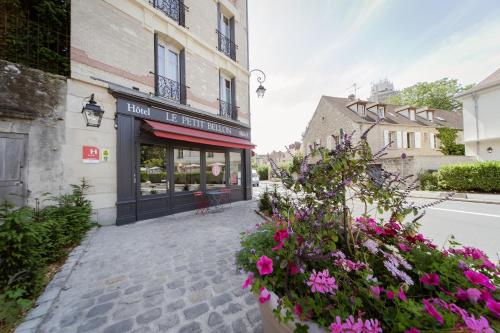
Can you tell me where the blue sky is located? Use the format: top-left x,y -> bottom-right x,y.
248,0 -> 500,153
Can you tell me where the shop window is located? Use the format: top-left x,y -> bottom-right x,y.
140,144 -> 167,195
229,151 -> 242,186
206,151 -> 226,189
174,148 -> 200,192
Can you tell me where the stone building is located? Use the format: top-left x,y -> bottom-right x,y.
1,0 -> 254,225
368,79 -> 398,103
302,96 -> 465,174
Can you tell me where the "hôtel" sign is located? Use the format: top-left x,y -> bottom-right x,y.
116,99 -> 250,139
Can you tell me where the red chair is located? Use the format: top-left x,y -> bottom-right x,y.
220,188 -> 232,208
193,191 -> 209,215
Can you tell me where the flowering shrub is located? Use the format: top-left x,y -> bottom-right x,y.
236,128 -> 500,332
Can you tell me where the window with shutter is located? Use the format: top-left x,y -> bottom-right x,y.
415,132 -> 422,148
396,131 -> 402,148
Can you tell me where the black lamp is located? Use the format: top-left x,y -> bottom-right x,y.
82,94 -> 104,127
250,69 -> 267,98
487,147 -> 493,154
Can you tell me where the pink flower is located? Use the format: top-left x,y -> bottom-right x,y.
456,288 -> 481,303
420,273 -> 440,286
423,299 -> 443,325
242,273 -> 253,289
293,304 -> 302,317
363,318 -> 383,333
480,289 -> 493,302
486,299 -> 500,318
370,286 -> 382,300
258,287 -> 271,304
271,241 -> 284,251
307,269 -> 338,294
464,270 -> 496,291
386,290 -> 394,300
462,314 -> 494,333
404,328 -> 420,333
398,288 -> 407,302
256,255 -> 273,276
273,229 -> 289,243
398,243 -> 411,252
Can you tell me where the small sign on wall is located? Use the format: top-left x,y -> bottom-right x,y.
82,146 -> 100,163
102,148 -> 110,162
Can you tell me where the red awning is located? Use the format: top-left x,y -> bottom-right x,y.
143,120 -> 255,150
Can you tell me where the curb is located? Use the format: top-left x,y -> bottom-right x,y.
14,227 -> 98,333
409,195 -> 500,205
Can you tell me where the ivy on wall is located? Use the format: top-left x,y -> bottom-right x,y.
437,127 -> 465,156
0,0 -> 70,76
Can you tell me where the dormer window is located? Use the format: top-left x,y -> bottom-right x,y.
395,106 -> 417,121
416,107 -> 434,122
367,103 -> 385,119
346,100 -> 368,117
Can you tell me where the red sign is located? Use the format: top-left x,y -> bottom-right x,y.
82,146 -> 100,163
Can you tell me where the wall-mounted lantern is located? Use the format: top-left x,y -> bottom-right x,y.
250,69 -> 267,98
82,94 -> 104,127
487,147 -> 493,154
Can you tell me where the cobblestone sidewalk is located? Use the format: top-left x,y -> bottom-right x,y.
37,201 -> 263,333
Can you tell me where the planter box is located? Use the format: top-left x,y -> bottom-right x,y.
257,291 -> 326,333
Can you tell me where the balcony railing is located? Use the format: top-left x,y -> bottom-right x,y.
216,30 -> 237,61
150,0 -> 187,27
219,100 -> 238,120
155,74 -> 187,104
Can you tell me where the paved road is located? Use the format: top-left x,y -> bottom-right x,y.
253,182 -> 500,260
39,202 -> 263,333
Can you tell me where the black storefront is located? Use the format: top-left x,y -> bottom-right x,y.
111,87 -> 254,225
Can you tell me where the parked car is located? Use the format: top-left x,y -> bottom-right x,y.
252,169 -> 260,187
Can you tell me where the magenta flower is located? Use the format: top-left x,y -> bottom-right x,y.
363,318 -> 383,333
273,229 -> 289,243
420,273 -> 440,286
242,273 -> 253,289
423,299 -> 443,325
386,290 -> 394,300
307,269 -> 338,294
271,241 -> 284,252
398,288 -> 407,302
258,287 -> 271,304
404,328 -> 420,333
293,303 -> 302,317
398,243 -> 411,252
486,299 -> 500,318
256,255 -> 273,276
464,270 -> 496,291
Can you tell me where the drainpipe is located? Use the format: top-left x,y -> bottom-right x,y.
472,94 -> 480,156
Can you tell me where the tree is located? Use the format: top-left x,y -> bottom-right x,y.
436,127 -> 465,155
387,78 -> 473,111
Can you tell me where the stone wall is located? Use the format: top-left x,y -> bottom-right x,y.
0,60 -> 67,205
380,155 -> 477,179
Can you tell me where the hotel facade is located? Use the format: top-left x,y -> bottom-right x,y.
65,0 -> 253,225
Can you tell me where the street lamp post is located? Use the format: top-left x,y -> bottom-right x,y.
250,69 -> 267,98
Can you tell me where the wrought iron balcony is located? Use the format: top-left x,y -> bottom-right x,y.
150,0 -> 187,27
219,100 -> 238,120
155,74 -> 187,104
216,30 -> 237,61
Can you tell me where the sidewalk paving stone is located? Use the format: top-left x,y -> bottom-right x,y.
34,201 -> 263,332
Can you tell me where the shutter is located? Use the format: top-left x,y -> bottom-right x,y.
383,130 -> 389,147
154,33 -> 159,96
415,132 -> 422,148
229,17 -> 235,60
396,131 -> 402,148
402,131 -> 408,148
179,49 -> 186,104
430,133 -> 435,149
230,77 -> 237,120
217,3 -> 221,50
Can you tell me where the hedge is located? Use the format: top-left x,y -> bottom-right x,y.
0,179 -> 93,330
437,161 -> 500,193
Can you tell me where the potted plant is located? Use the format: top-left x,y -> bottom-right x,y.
236,128 -> 500,333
